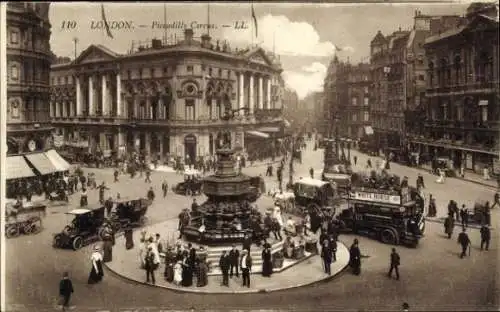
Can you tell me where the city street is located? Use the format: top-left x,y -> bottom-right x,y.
5,142 -> 499,311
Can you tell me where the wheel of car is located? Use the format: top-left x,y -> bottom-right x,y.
25,217 -> 42,235
72,236 -> 83,250
53,234 -> 63,248
380,228 -> 398,245
5,224 -> 20,238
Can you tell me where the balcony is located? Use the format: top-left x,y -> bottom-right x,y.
254,108 -> 283,121
409,137 -> 499,156
7,122 -> 53,132
424,120 -> 500,131
426,81 -> 499,96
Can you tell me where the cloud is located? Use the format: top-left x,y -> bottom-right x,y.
282,62 -> 327,100
223,14 -> 340,57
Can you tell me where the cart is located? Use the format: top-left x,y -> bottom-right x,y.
5,201 -> 46,238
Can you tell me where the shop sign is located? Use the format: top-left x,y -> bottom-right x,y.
353,191 -> 401,205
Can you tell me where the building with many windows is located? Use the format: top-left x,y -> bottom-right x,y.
369,12 -> 463,157
50,29 -> 285,161
322,57 -> 372,141
412,3 -> 499,172
6,3 -> 53,155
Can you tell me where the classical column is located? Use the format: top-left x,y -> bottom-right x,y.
88,76 -> 94,115
266,78 -> 271,109
101,74 -> 107,116
133,96 -> 139,118
239,72 -> 244,111
158,132 -> 164,161
133,132 -> 140,150
116,72 -> 122,116
249,74 -> 254,115
55,101 -> 60,117
62,100 -> 67,117
76,76 -> 82,115
158,97 -> 164,119
146,97 -> 151,119
258,76 -> 263,109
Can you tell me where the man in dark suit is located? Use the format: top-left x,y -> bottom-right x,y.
457,228 -> 470,259
480,224 -> 491,251
188,243 -> 196,270
387,248 -> 400,280
228,245 -> 240,278
320,239 -> 332,275
240,249 -> 252,288
242,234 -> 252,252
219,251 -> 230,286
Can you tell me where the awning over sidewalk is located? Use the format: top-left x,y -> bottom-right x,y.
246,130 -> 270,138
45,149 -> 71,172
6,156 -> 35,180
25,152 -> 58,175
364,126 -> 374,135
258,127 -> 280,133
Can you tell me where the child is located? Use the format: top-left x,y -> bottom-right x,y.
59,272 -> 74,310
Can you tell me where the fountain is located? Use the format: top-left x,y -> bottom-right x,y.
181,147 -> 264,244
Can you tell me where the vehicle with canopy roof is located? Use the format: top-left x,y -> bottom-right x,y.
52,204 -> 107,250
5,200 -> 46,238
172,168 -> 203,195
106,197 -> 151,232
338,186 -> 425,247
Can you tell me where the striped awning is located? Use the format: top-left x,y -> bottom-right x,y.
45,149 -> 71,172
246,130 -> 270,138
6,156 -> 35,180
25,152 -> 58,175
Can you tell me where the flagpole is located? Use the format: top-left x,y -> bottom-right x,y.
163,3 -> 167,44
251,3 -> 254,47
207,3 -> 211,37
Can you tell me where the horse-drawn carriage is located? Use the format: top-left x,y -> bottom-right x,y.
106,197 -> 151,232
5,201 -> 46,238
172,169 -> 203,195
53,204 -> 107,250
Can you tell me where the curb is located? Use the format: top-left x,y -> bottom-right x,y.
104,244 -> 350,295
425,217 -> 486,230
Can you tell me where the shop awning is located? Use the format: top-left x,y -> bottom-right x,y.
6,156 -> 35,180
364,126 -> 374,135
258,127 -> 280,133
45,149 -> 71,172
478,100 -> 488,106
246,130 -> 270,138
25,152 -> 58,175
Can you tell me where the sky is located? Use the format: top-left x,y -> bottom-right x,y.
49,2 -> 473,99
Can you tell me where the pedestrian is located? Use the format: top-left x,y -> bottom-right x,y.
457,228 -> 470,259
484,201 -> 491,226
402,302 -> 410,312
444,213 -> 455,239
196,258 -> 208,287
114,169 -> 119,183
145,169 -> 151,183
353,155 -> 357,166
349,238 -> 361,275
124,225 -> 134,250
219,250 -> 230,286
460,205 -> 469,228
87,245 -> 104,284
104,197 -> 114,217
321,239 -> 332,275
330,235 -> 337,262
59,272 -> 74,311
309,167 -> 314,179
97,182 -> 109,204
80,188 -> 88,207
261,244 -> 273,277
428,194 -> 437,217
240,249 -> 252,288
242,234 -> 252,252
147,186 -> 155,201
162,180 -> 168,198
480,224 -> 491,251
387,248 -> 400,280
228,245 -> 240,278
144,246 -> 157,284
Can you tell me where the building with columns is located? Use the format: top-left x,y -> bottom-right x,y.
6,3 -> 53,155
50,29 -> 285,161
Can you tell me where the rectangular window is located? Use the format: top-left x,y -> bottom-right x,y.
352,97 -> 357,106
10,30 -> 19,44
364,86 -> 369,94
209,68 -> 213,76
418,75 -> 425,81
64,76 -> 68,85
185,99 -> 195,120
187,65 -> 193,72
218,68 -> 222,77
127,70 -> 131,79
11,65 -> 19,80
364,111 -> 369,121
352,113 -> 357,121
150,68 -> 154,78
364,97 -> 369,106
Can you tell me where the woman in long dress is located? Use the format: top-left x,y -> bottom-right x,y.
80,188 -> 88,207
181,257 -> 193,287
88,245 -> 104,284
173,261 -> 183,285
261,246 -> 273,277
196,259 -> 208,287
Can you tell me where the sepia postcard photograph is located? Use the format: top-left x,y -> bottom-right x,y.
1,1 -> 499,311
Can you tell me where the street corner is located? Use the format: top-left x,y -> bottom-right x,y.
104,223 -> 350,294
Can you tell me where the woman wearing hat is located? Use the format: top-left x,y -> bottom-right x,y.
88,245 -> 104,284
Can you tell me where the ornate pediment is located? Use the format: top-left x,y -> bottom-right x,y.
245,48 -> 273,66
74,44 -> 117,65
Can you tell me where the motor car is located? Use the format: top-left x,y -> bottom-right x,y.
172,169 -> 203,195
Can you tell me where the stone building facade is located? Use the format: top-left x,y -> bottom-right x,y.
50,29 -> 285,161
6,3 -> 53,155
412,4 -> 499,172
